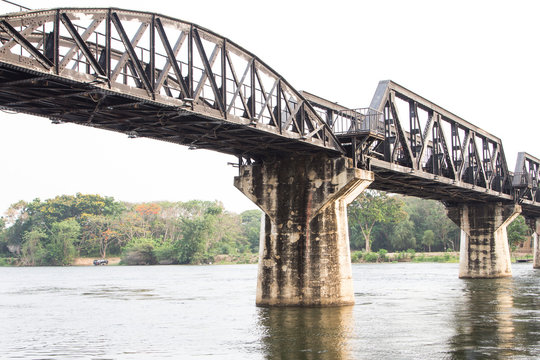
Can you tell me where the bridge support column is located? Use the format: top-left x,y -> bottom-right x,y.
526,218 -> 540,269
234,155 -> 373,307
447,203 -> 521,278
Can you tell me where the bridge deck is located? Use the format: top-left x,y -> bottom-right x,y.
0,63 -> 333,157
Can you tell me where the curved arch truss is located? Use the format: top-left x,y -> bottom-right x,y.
0,8 -> 343,157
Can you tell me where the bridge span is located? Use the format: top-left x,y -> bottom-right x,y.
0,8 -> 539,306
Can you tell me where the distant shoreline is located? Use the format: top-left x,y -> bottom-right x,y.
2,252 -> 532,266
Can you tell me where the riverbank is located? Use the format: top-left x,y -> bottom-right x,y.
352,251 -> 533,264
2,252 -> 532,266
71,254 -> 258,266
351,250 -> 461,263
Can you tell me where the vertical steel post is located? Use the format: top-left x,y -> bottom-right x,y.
106,9 -> 111,86
188,25 -> 193,98
53,10 -> 60,75
221,38 -> 227,119
150,15 -> 155,98
277,80 -> 282,134
250,60 -> 256,119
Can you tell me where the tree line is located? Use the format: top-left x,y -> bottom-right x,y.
0,191 -> 531,266
348,190 -> 530,253
0,194 -> 260,266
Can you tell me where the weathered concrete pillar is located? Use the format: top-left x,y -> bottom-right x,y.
526,218 -> 540,269
447,203 -> 521,278
234,155 -> 373,307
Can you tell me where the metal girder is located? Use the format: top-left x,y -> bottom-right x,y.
0,20 -> 53,69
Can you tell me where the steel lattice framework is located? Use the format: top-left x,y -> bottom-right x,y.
0,8 -> 342,159
306,81 -> 540,217
0,8 -> 539,217
367,81 -> 513,201
513,152 -> 540,215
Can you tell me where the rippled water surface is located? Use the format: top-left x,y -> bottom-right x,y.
1,263 -> 540,359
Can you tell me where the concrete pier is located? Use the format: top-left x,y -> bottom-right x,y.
234,155 -> 373,307
447,203 -> 521,278
527,218 -> 540,269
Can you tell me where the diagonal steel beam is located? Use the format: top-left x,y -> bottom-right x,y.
0,21 -> 42,53
0,20 -> 53,69
192,28 -> 224,114
110,21 -> 148,83
193,42 -> 220,102
417,110 -> 435,170
60,14 -> 105,76
459,131 -> 472,180
154,18 -> 188,98
111,13 -> 153,97
435,118 -> 456,179
389,92 -> 414,167
225,54 -> 252,117
58,18 -> 103,72
253,66 -> 278,125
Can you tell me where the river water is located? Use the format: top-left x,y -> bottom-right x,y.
1,263 -> 539,359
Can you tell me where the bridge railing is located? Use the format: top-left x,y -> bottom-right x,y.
300,92 -> 384,139
331,107 -> 384,136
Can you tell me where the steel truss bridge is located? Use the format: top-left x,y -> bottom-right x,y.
0,8 -> 539,217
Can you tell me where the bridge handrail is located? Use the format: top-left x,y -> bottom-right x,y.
331,108 -> 384,136
300,91 -> 384,137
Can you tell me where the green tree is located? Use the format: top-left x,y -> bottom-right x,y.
422,229 -> 435,252
80,214 -> 120,258
430,205 -> 459,251
403,196 -> 459,251
122,237 -> 158,265
241,210 -> 262,252
0,217 -> 7,255
26,193 -> 123,229
348,191 -> 407,252
507,215 -> 530,251
20,229 -> 47,266
46,219 -> 80,265
390,218 -> 416,251
177,217 -> 212,264
3,200 -> 31,255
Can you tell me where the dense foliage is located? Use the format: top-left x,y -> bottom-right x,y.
0,194 -> 260,266
348,192 -> 531,253
0,191 -> 532,266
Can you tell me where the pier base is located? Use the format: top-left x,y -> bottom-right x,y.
234,155 -> 373,306
447,203 -> 521,278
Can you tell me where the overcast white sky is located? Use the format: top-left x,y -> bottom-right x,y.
0,0 -> 539,214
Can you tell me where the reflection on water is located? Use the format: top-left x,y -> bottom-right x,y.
258,306 -> 353,360
449,274 -> 540,359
